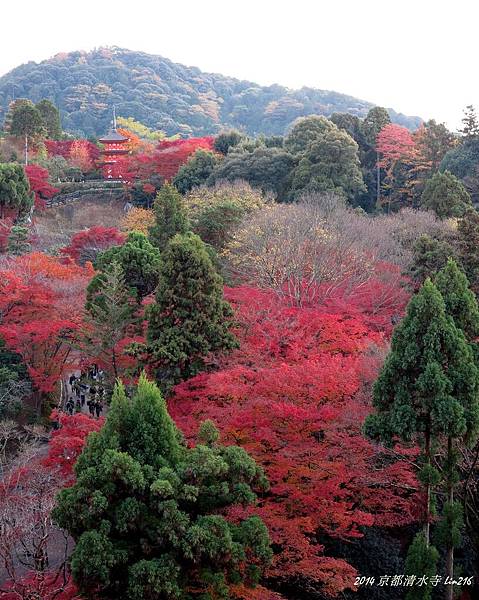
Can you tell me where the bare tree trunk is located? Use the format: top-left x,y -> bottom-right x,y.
424,424 -> 432,545
445,436 -> 454,600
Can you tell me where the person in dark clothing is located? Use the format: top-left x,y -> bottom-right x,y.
87,399 -> 95,417
69,374 -> 76,386
66,397 -> 74,415
95,400 -> 103,418
80,392 -> 86,407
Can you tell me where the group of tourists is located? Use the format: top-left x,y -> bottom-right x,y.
64,366 -> 106,418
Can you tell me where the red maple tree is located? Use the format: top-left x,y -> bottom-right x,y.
167,285 -> 419,595
122,136 -> 216,184
45,140 -> 100,164
0,254 -> 93,404
60,226 -> 126,265
24,165 -> 59,210
376,124 -> 416,169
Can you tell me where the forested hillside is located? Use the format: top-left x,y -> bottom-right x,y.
0,47 -> 421,137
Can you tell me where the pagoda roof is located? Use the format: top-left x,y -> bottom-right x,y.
99,128 -> 129,143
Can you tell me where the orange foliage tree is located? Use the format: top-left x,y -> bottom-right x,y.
68,140 -> 94,172
120,206 -> 155,235
0,253 -> 93,409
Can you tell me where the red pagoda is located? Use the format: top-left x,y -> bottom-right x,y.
98,110 -> 129,179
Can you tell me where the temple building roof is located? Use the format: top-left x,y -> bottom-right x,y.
99,128 -> 129,143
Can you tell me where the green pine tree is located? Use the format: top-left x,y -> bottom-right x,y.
7,225 -> 31,256
149,183 -> 189,249
433,259 -> 479,599
0,163 -> 33,219
10,100 -> 45,139
364,279 -> 478,585
457,208 -> 479,291
87,232 -> 162,305
80,262 -> 136,385
53,374 -> 271,600
146,233 -> 238,389
409,235 -> 457,284
434,258 -> 479,341
173,149 -> 219,194
404,532 -> 439,600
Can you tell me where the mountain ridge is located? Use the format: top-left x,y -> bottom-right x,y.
0,46 -> 422,138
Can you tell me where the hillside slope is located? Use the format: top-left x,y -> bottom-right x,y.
0,47 -> 421,137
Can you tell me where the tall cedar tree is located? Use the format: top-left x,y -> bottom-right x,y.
53,374 -> 272,600
364,279 -> 478,599
409,235 -> 457,285
147,233 -> 238,388
433,260 -> 479,599
457,208 -> 479,291
434,258 -> 479,341
404,533 -> 439,600
362,107 -> 391,147
148,183 -> 189,249
459,105 -> 479,141
80,262 -> 136,384
87,232 -> 162,305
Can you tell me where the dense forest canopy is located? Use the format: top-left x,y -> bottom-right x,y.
0,47 -> 421,137
3,59 -> 479,598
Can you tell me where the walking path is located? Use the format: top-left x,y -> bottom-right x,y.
61,368 -> 107,419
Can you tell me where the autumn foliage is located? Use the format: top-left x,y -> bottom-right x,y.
168,284 -> 419,595
0,253 -> 93,396
60,226 -> 126,265
68,140 -> 94,172
45,139 -> 100,167
122,136 -> 216,184
46,409 -> 104,482
0,411 -> 102,600
376,124 -> 416,168
120,206 -> 155,235
24,164 -> 59,209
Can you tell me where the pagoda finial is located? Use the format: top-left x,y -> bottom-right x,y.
113,105 -> 117,130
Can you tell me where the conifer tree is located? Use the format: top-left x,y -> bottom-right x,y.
80,262 -> 136,383
459,105 -> 479,141
364,279 -> 479,599
53,374 -> 271,600
457,208 -> 479,291
433,259 -> 479,599
7,225 -> 31,255
147,232 -> 238,388
173,149 -> 219,194
434,258 -> 479,341
0,163 -> 33,219
404,533 -> 439,600
409,235 -> 457,284
87,231 -> 162,304
149,183 -> 189,249
362,106 -> 391,147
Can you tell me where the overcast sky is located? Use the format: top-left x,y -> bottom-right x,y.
2,0 -> 478,130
